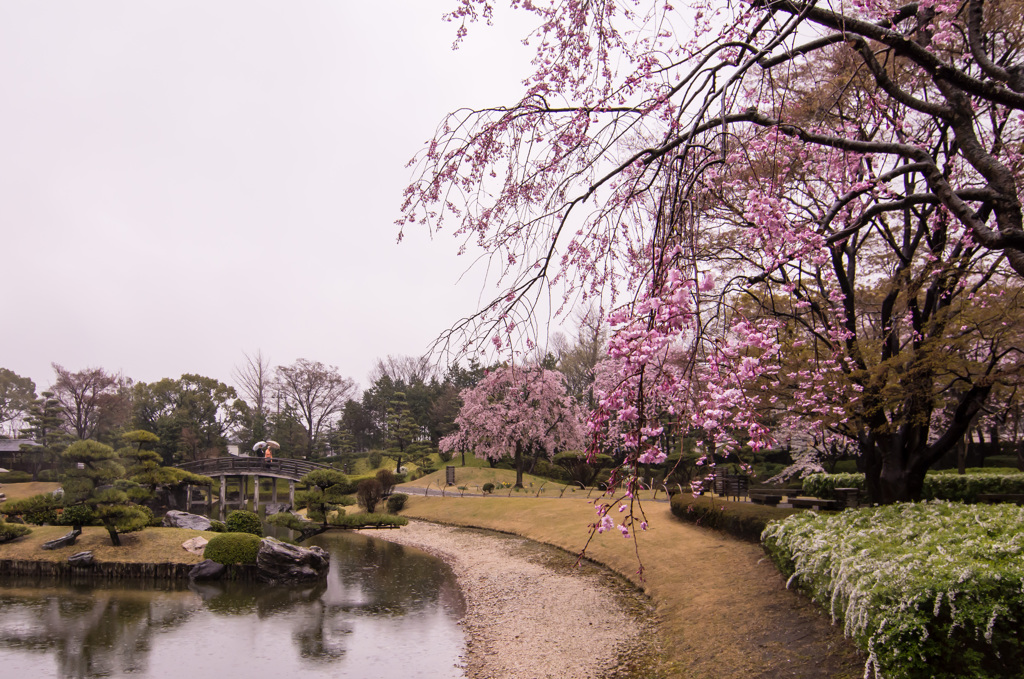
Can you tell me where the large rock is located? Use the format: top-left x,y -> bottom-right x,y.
162,510 -> 212,531
42,529 -> 81,550
189,559 -> 226,581
68,551 -> 94,567
256,537 -> 329,583
263,502 -> 291,516
181,536 -> 209,555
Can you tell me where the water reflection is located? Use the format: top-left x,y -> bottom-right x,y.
0,532 -> 466,678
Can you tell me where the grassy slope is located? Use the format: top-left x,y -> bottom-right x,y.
1,482 -> 61,503
399,494 -> 862,679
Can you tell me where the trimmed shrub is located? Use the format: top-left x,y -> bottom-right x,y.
0,518 -> 31,543
0,471 -> 33,483
37,469 -> 59,482
670,493 -> 797,541
203,532 -> 262,565
225,509 -> 263,537
386,493 -> 409,514
763,502 -> 1024,679
803,472 -> 1024,502
367,450 -> 383,469
208,520 -> 227,532
482,483 -> 495,494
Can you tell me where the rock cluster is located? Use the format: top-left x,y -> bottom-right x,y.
162,510 -> 212,531
256,537 -> 329,583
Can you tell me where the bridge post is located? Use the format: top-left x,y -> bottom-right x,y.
220,476 -> 227,522
254,475 -> 261,511
207,484 -> 212,515
186,485 -> 193,508
272,479 -> 279,505
289,480 -> 295,508
240,475 -> 247,509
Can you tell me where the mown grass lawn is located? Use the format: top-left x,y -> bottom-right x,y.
0,525 -> 214,564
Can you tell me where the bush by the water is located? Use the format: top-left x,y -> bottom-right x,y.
203,532 -> 263,565
208,520 -> 227,532
225,510 -> 263,537
329,512 -> 408,529
762,502 -> 1024,679
386,493 -> 408,514
0,518 -> 31,543
802,471 -> 1024,502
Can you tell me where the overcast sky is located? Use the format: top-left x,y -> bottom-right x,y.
1,1 -> 540,394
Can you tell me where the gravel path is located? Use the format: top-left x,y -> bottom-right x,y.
373,521 -> 654,679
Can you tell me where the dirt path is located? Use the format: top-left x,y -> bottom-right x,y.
374,521 -> 659,679
388,497 -> 864,679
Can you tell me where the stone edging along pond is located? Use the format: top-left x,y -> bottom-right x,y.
0,558 -> 259,581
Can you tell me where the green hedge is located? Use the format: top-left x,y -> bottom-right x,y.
203,532 -> 263,565
669,493 -> 797,542
762,502 -> 1024,679
0,471 -> 33,483
802,472 -> 1024,502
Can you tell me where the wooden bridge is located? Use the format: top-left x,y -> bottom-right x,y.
175,456 -> 336,521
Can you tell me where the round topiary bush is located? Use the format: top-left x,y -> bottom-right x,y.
386,493 -> 409,514
203,532 -> 263,565
225,509 -> 263,536
482,483 -> 495,494
208,520 -> 227,532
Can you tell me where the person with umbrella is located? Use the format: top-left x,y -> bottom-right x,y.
252,441 -> 280,460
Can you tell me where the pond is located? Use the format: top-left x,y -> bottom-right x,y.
0,531 -> 466,678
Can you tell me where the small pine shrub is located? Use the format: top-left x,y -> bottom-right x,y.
203,532 -> 263,565
386,493 -> 409,514
56,504 -> 98,527
482,483 -> 495,493
0,518 -> 31,543
225,510 -> 263,537
208,520 -> 227,532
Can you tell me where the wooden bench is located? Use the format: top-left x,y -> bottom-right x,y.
787,497 -> 839,510
713,475 -> 749,501
749,490 -> 784,506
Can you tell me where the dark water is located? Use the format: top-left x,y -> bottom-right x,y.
0,532 -> 466,678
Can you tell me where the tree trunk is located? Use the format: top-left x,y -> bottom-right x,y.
514,442 -> 525,488
106,526 -> 121,547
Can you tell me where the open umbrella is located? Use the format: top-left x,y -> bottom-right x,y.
0,467 -> 9,473
252,441 -> 267,453
264,440 -> 280,450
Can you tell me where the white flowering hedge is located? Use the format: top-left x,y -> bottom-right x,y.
762,502 -> 1024,679
802,472 -> 1024,502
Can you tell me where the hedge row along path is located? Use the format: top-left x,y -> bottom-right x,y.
393,494 -> 864,679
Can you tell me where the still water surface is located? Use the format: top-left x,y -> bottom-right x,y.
0,531 -> 466,678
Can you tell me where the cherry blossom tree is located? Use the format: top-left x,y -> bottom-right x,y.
440,366 -> 585,487
404,0 -> 1024,508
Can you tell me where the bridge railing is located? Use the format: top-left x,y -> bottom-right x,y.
176,456 -> 336,480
